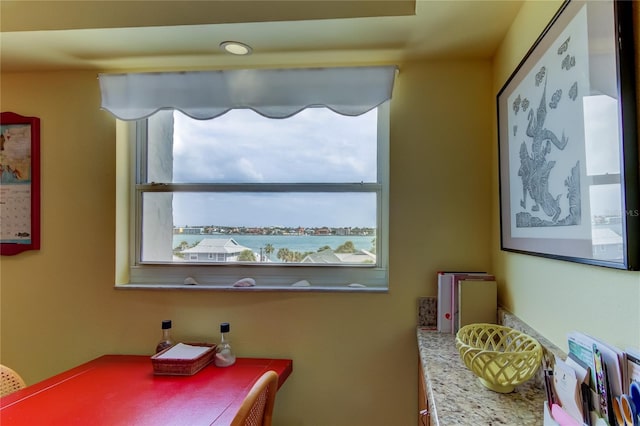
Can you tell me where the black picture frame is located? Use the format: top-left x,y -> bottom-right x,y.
497,0 -> 639,270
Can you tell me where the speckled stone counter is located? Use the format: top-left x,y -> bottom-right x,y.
417,329 -> 546,425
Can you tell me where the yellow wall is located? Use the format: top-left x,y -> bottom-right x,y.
492,0 -> 640,351
0,59 -> 493,425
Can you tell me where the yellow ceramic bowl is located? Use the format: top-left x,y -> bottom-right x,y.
455,323 -> 542,393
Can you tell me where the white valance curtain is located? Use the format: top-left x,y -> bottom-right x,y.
98,66 -> 397,121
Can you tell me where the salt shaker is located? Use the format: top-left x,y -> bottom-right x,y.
214,322 -> 236,367
155,320 -> 174,353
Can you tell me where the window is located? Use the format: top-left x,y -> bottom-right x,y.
103,66 -> 394,290
127,103 -> 389,290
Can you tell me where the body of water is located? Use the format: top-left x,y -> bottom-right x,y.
173,233 -> 375,261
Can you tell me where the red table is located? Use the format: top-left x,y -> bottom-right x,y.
0,355 -> 292,425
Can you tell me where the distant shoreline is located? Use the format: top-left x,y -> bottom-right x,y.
173,233 -> 376,261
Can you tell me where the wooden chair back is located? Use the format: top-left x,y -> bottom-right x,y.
231,370 -> 279,426
1,364 -> 26,397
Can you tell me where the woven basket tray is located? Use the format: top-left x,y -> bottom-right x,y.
151,343 -> 217,376
455,324 -> 542,393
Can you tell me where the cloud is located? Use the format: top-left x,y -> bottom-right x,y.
166,109 -> 379,226
583,95 -> 620,176
172,108 -> 376,183
172,192 -> 376,228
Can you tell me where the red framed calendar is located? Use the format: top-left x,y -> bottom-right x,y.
0,112 -> 40,255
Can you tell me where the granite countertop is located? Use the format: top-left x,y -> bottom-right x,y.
417,328 -> 546,426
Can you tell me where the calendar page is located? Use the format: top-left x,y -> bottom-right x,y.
1,123 -> 33,244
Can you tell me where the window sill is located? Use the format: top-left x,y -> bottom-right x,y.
114,283 -> 388,293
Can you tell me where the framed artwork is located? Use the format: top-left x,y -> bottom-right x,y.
1,112 -> 41,255
497,0 -> 639,270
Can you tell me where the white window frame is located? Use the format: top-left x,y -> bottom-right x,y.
121,102 -> 390,292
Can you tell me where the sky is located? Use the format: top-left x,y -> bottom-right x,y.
167,108 -> 379,227
583,95 -> 622,217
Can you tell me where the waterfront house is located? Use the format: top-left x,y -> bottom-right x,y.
301,249 -> 376,265
591,228 -> 624,261
180,238 -> 253,262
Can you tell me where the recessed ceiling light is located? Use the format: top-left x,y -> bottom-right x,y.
220,41 -> 253,56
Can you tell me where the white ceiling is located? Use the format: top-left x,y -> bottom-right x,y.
0,0 -> 523,72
